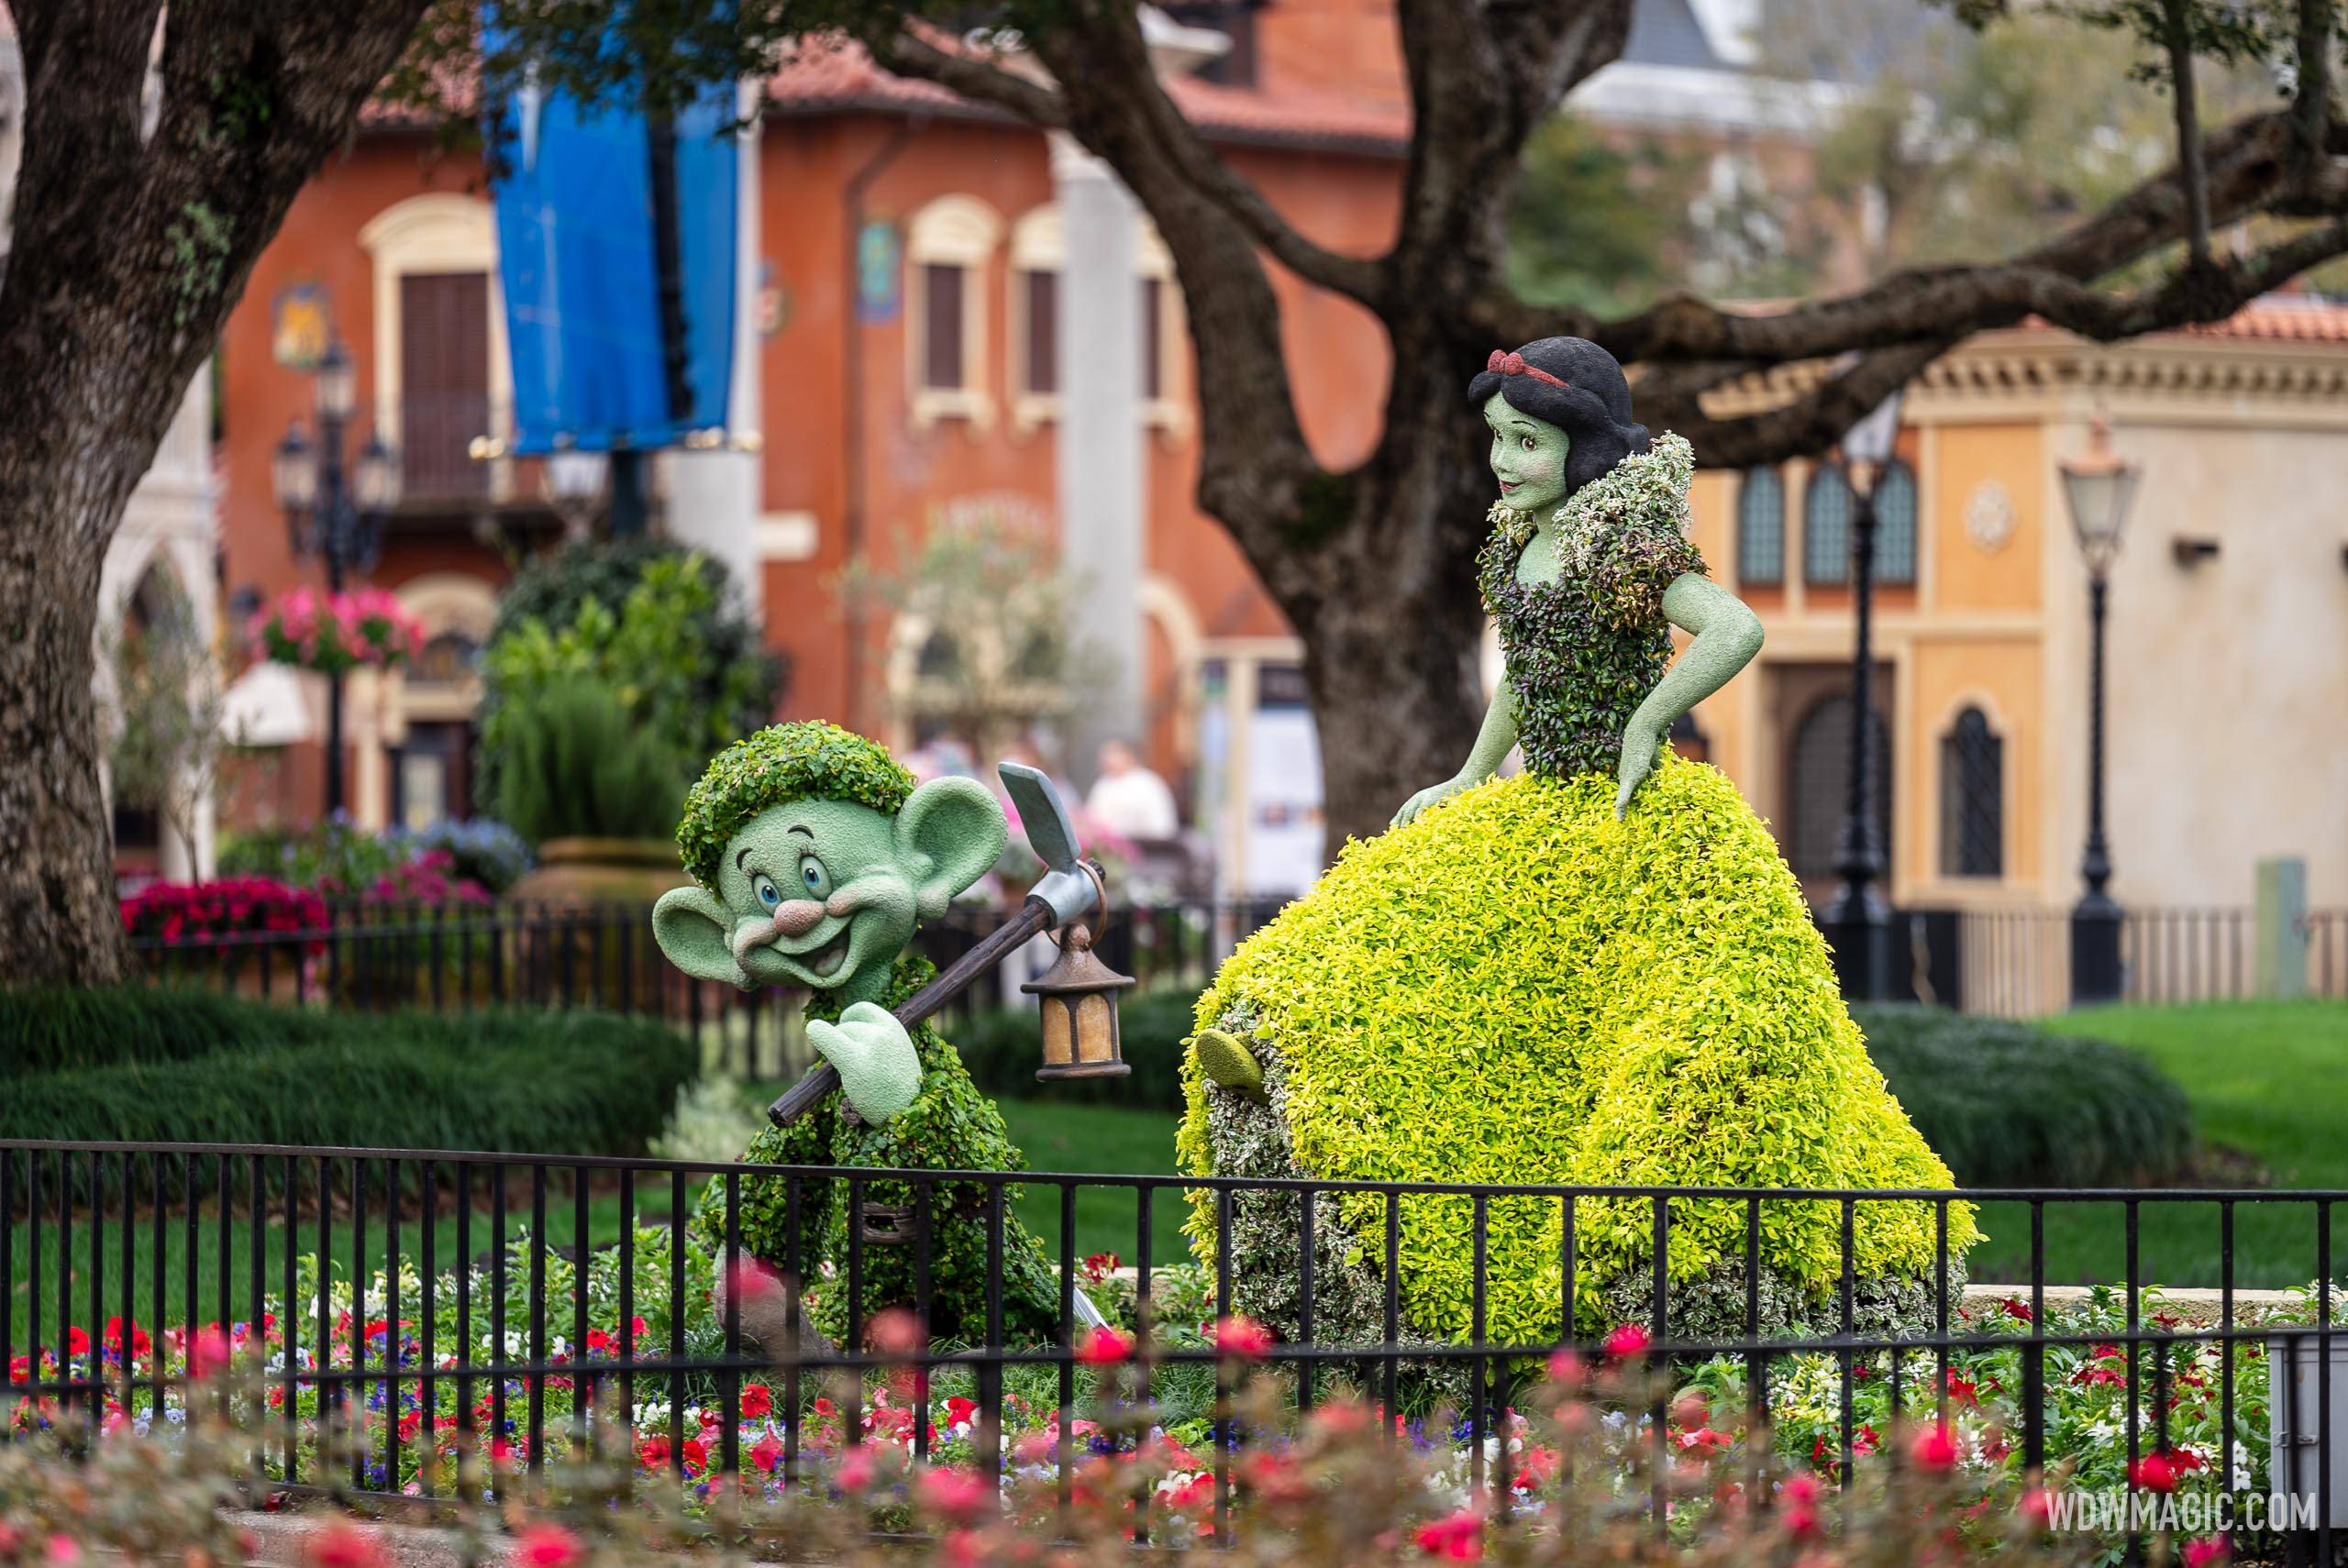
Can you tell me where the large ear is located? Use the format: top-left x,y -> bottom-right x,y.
894,776 -> 1010,919
652,885 -> 740,983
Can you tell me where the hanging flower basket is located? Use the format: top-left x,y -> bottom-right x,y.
247,586 -> 425,676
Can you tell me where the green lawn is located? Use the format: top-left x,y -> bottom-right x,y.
996,1098 -> 1185,1264
1967,999 -> 2348,1288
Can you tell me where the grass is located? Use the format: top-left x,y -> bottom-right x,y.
1966,999 -> 2348,1288
995,1099 -> 1185,1265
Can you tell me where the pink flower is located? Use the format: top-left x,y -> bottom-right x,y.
187,1326 -> 232,1381
1412,1508 -> 1483,1561
1213,1314 -> 1275,1360
834,1446 -> 877,1492
2184,1536 -> 2231,1567
512,1524 -> 581,1568
1073,1325 -> 1135,1365
45,1537 -> 81,1567
914,1466 -> 992,1523
723,1256 -> 781,1305
1910,1422 -> 1959,1472
1601,1323 -> 1652,1358
1779,1472 -> 1823,1538
2019,1486 -> 2056,1528
867,1308 -> 926,1357
304,1521 -> 391,1568
1545,1346 -> 1584,1385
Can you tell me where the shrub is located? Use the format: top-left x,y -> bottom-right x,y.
1179,758 -> 1977,1353
0,994 -> 696,1166
118,878 -> 326,951
216,813 -> 410,892
1853,1003 -> 2194,1187
476,540 -> 782,814
491,674 -> 691,843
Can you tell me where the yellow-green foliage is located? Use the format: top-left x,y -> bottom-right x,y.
1177,754 -> 1979,1344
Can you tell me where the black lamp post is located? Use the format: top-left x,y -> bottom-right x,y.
272,337 -> 401,819
1819,390 -> 1905,1002
2060,418 -> 2139,1005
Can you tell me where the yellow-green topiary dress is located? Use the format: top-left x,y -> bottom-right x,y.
1178,436 -> 1977,1363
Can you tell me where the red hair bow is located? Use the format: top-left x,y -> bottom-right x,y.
1486,349 -> 1569,391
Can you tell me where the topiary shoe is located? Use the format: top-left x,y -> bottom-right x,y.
1192,1028 -> 1267,1100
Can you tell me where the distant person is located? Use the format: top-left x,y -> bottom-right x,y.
1085,739 -> 1180,841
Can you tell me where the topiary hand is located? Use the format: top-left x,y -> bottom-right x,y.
806,1002 -> 924,1124
1391,776 -> 1467,830
1614,722 -> 1662,819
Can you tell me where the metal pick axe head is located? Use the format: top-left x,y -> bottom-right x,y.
999,760 -> 1099,930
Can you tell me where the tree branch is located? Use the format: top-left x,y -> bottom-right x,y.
873,23 -> 1388,307
1645,340 -> 1958,471
2292,0 -> 2333,192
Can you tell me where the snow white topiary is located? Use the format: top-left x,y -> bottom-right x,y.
1179,338 -> 1977,1370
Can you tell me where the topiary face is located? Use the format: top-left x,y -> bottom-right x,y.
653,724 -> 1008,1007
1484,392 -> 1571,514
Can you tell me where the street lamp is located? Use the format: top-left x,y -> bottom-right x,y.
2060,417 -> 2139,1005
1820,387 -> 1904,1001
272,334 -> 402,818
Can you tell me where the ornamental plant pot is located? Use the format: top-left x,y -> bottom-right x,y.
507,837 -> 691,909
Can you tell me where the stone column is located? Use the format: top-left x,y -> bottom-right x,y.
1050,132 -> 1144,785
659,82 -> 764,618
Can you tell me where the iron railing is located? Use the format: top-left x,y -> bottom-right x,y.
6,1137 -> 2348,1557
124,899 -> 1288,1078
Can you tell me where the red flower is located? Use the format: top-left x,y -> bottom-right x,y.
636,1436 -> 671,1471
188,1326 -> 233,1381
724,1256 -> 781,1305
1412,1508 -> 1483,1562
2132,1452 -> 2180,1494
65,1328 -> 90,1357
513,1525 -> 581,1568
1677,1427 -> 1733,1459
1074,1325 -> 1136,1365
945,1395 -> 979,1428
1080,1252 -> 1120,1283
2000,1296 -> 2033,1324
2020,1486 -> 2056,1528
1601,1323 -> 1652,1358
1910,1423 -> 1959,1472
749,1433 -> 784,1474
813,1397 -> 836,1419
1213,1314 -> 1275,1361
680,1437 -> 709,1476
2184,1536 -> 2230,1567
584,1329 -> 615,1354
738,1382 -> 772,1420
915,1466 -> 992,1523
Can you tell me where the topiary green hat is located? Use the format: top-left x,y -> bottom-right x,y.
676,722 -> 917,890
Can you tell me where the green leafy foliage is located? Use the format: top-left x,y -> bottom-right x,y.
1180,756 -> 1979,1350
0,992 -> 694,1165
1854,1003 -> 2194,1187
476,541 -> 781,817
698,957 -> 1063,1347
492,674 -> 692,844
674,722 -> 916,891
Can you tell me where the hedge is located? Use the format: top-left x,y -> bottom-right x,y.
0,993 -> 696,1162
1852,1003 -> 2193,1188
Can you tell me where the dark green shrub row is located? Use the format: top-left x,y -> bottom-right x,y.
0,995 -> 696,1159
1853,1004 -> 2194,1188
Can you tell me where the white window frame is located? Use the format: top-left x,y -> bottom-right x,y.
906,194 -> 1002,432
1002,203 -> 1189,436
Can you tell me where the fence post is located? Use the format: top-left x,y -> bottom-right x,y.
2257,856 -> 2310,999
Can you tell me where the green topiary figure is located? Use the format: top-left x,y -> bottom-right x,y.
1180,340 -> 1977,1367
652,722 -> 1061,1347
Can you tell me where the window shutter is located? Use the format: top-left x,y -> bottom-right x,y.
924,263 -> 966,391
1024,270 -> 1058,396
399,271 -> 491,499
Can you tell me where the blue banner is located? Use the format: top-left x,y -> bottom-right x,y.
493,72 -> 737,455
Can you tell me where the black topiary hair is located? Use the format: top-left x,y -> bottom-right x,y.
1467,337 -> 1652,498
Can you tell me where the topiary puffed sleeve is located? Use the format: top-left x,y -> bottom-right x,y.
1584,516 -> 1705,632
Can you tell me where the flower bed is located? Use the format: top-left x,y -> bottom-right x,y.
248,586 -> 424,675
5,1211 -> 2314,1559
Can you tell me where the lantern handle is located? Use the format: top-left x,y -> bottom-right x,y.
1053,860 -> 1112,949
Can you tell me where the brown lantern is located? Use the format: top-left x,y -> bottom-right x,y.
1025,867 -> 1135,1081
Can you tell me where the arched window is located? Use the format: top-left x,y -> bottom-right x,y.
1939,706 -> 2003,878
1803,464 -> 1853,585
1876,460 -> 1918,585
906,194 -> 1002,428
1786,692 -> 1890,882
1736,468 -> 1785,585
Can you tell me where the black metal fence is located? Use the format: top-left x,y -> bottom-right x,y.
7,1136 -> 2348,1557
126,899 -> 1288,1079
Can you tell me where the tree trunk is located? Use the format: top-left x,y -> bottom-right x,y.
0,0 -> 428,987
1295,556 -> 1488,852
